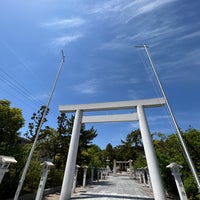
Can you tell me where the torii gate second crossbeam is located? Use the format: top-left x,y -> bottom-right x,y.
59,97 -> 166,200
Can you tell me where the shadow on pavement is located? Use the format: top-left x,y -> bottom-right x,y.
91,181 -> 114,186
71,193 -> 154,199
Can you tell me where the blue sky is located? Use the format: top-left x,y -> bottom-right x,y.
0,0 -> 200,149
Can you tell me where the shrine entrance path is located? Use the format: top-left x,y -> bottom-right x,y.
71,175 -> 154,200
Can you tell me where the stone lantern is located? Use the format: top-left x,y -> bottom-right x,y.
0,155 -> 17,184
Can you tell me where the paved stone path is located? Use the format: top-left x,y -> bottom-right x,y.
45,175 -> 154,200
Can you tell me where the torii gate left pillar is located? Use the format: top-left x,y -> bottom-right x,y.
59,98 -> 166,200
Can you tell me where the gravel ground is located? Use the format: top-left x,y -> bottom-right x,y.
44,175 -> 154,200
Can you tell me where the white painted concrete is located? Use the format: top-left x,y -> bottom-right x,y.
59,98 -> 165,113
82,113 -> 138,123
137,105 -> 166,200
59,110 -> 83,200
59,98 -> 166,200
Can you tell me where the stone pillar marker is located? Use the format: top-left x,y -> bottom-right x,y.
138,169 -> 143,183
106,157 -> 111,176
35,161 -> 54,200
167,163 -> 188,200
146,169 -> 151,189
142,168 -> 147,185
97,168 -> 100,182
100,168 -> 103,180
128,159 -> 133,177
82,166 -> 88,188
113,159 -> 117,177
72,165 -> 80,193
91,167 -> 94,183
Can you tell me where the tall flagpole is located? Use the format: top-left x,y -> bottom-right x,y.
136,44 -> 200,191
14,50 -> 65,200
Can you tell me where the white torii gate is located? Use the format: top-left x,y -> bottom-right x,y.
59,97 -> 166,200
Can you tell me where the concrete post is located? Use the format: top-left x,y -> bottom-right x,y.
135,169 -> 138,180
139,169 -> 143,183
106,157 -> 111,176
72,165 -> 80,193
35,161 -> 54,200
138,170 -> 141,182
129,160 -> 133,177
134,169 -> 138,180
91,167 -> 94,183
113,159 -> 117,177
167,163 -> 188,200
146,169 -> 152,190
59,110 -> 83,200
97,168 -> 100,182
142,168 -> 146,185
137,105 -> 166,200
82,166 -> 88,188
100,168 -> 103,180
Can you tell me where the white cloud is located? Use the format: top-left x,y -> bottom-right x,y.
42,18 -> 85,28
51,34 -> 83,46
115,77 -> 140,85
127,89 -> 144,100
178,30 -> 200,40
88,0 -> 177,23
130,122 -> 139,130
73,79 -> 99,94
32,93 -> 48,101
148,114 -> 170,122
98,22 -> 181,51
42,17 -> 85,47
100,41 -> 127,50
135,0 -> 176,16
128,78 -> 140,84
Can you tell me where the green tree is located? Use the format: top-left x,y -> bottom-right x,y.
57,114 -> 98,166
22,155 -> 41,194
35,127 -> 65,189
0,99 -> 24,154
154,129 -> 200,200
182,128 -> 200,200
114,129 -> 144,163
0,142 -> 32,199
153,133 -> 181,196
24,105 -> 49,141
104,144 -> 115,159
35,113 -> 98,188
0,99 -> 26,198
98,143 -> 113,170
37,128 -> 62,163
82,144 -> 103,168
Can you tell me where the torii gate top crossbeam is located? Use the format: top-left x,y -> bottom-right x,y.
59,97 -> 165,113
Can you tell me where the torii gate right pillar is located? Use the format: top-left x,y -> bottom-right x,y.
137,105 -> 166,200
